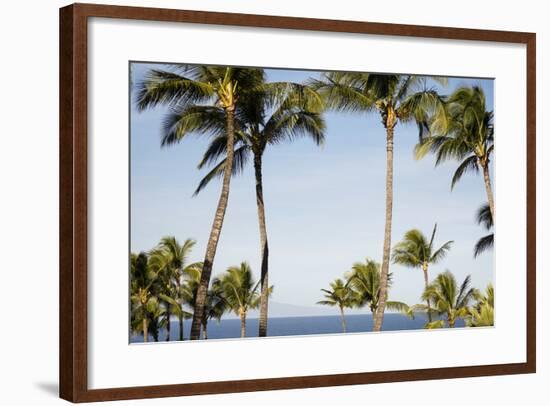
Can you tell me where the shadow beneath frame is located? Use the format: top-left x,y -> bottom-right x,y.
35,382 -> 58,398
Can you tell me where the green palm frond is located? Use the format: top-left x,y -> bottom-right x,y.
476,203 -> 493,230
451,155 -> 479,189
184,71 -> 326,195
474,203 -> 494,258
196,132 -> 248,170
193,145 -> 251,195
430,240 -> 454,264
265,109 -> 325,146
416,271 -> 475,328
161,105 -> 227,146
309,75 -> 374,113
414,86 -> 494,191
219,262 -> 263,315
392,225 -> 453,268
136,69 -> 214,110
474,234 -> 494,257
398,88 -> 447,140
385,301 -> 411,314
425,320 -> 445,329
344,258 -> 397,312
262,81 -> 325,113
317,278 -> 355,309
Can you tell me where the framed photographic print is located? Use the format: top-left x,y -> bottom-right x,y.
59,3 -> 536,402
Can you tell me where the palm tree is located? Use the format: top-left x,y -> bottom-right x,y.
182,265 -> 227,340
218,262 -> 266,338
467,283 -> 494,327
474,203 -> 494,258
392,224 -> 453,321
415,86 -> 495,219
136,66 -> 265,340
345,258 -> 409,318
193,81 -> 325,337
414,271 -> 477,328
150,237 -> 200,340
317,278 -> 356,332
130,252 -> 160,342
148,250 -> 175,341
312,73 -> 447,331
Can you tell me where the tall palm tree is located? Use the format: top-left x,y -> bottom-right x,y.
317,278 -> 356,332
415,86 -> 495,219
392,224 -> 453,321
312,73 -> 447,331
218,262 -> 266,338
474,203 -> 494,258
130,252 -> 160,342
136,66 -> 265,340
467,283 -> 494,327
414,271 -> 477,328
345,258 -> 409,317
193,81 -> 325,337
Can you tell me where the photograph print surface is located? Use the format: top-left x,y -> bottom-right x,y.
129,62 -> 495,343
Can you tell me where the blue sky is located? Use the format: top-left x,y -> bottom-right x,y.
130,63 -> 494,314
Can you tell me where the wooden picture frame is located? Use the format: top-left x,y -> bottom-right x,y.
59,3 -> 536,402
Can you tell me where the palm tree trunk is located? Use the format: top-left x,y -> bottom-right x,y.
202,321 -> 208,340
254,153 -> 270,338
373,125 -> 395,332
482,163 -> 495,221
190,107 -> 236,340
240,311 -> 247,338
165,307 -> 171,341
178,314 -> 184,341
339,306 -> 347,333
422,263 -> 433,323
142,318 -> 148,343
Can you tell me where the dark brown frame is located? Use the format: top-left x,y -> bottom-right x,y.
60,3 -> 536,402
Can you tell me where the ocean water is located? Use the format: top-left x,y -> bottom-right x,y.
130,313 -> 465,343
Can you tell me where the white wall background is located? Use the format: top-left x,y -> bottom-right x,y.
0,0 -> 545,405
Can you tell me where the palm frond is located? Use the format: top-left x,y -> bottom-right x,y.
161,105 -> 226,146
309,74 -> 374,113
193,145 -> 251,195
451,155 -> 479,189
265,110 -> 326,146
476,203 -> 493,229
136,69 -> 214,111
474,234 -> 494,257
425,320 -> 445,329
430,240 -> 454,264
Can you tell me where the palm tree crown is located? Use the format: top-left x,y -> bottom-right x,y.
130,252 -> 162,342
345,258 -> 408,315
218,262 -> 269,337
192,82 -> 325,194
417,271 -> 477,328
317,278 -> 355,332
467,283 -> 494,327
392,224 -> 453,271
415,86 -> 495,219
